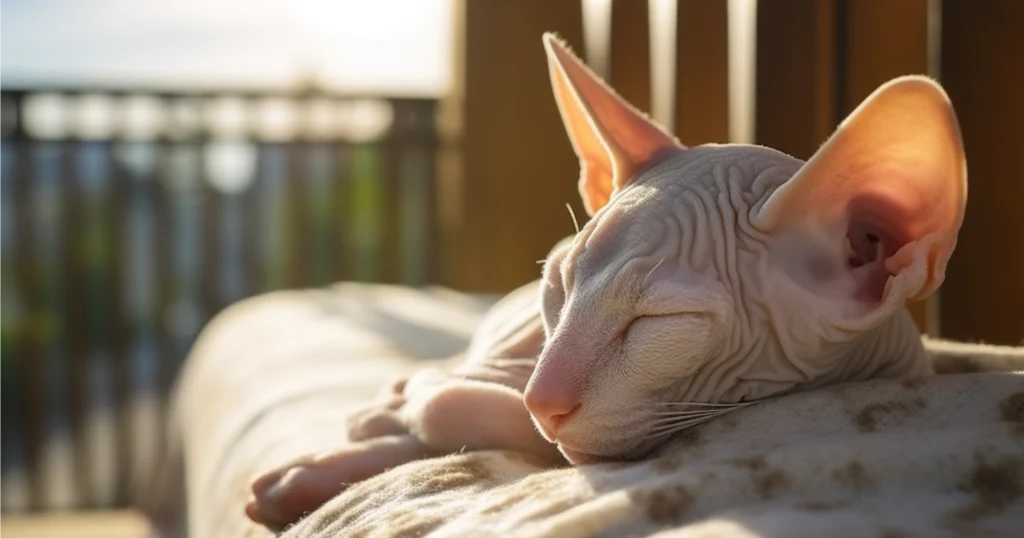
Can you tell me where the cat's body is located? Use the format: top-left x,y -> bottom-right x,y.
245,34 -> 970,530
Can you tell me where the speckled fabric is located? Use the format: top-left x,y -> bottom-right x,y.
146,284 -> 1024,538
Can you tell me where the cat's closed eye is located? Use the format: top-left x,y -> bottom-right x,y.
620,313 -> 689,341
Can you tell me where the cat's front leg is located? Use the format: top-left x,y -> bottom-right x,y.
245,367 -> 559,531
246,279 -> 554,530
245,434 -> 438,532
401,370 -> 562,458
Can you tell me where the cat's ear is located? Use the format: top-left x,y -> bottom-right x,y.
543,33 -> 682,216
754,75 -> 967,326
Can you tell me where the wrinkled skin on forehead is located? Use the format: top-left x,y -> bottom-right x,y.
244,33 -> 967,531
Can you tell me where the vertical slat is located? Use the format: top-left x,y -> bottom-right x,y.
107,133 -> 134,508
330,138 -> 353,284
398,147 -> 432,285
755,0 -> 838,160
263,143 -> 291,291
172,136 -> 205,351
675,0 -> 730,144
939,0 -> 1024,345
82,138 -> 115,508
443,0 -> 586,291
0,98 -> 28,512
11,98 -> 47,509
418,101 -> 440,285
200,125 -> 224,319
380,101 -> 410,284
609,0 -> 651,114
35,139 -> 73,510
393,100 -> 439,286
61,137 -> 92,508
351,143 -> 385,282
287,138 -> 309,288
152,137 -> 177,413
238,97 -> 262,298
130,138 -> 162,495
423,101 -> 440,284
839,0 -> 934,334
304,142 -> 331,286
246,140 -> 266,295
240,145 -> 264,296
220,192 -> 243,303
840,0 -> 930,114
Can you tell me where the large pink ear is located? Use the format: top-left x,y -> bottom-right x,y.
543,33 -> 682,215
754,76 -> 967,327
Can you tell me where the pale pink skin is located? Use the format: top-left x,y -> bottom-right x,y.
246,33 -> 967,531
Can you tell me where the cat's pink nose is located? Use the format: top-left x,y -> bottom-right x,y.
523,380 -> 580,439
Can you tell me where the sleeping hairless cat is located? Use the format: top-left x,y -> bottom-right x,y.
245,33 -> 967,531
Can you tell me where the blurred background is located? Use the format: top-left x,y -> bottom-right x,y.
1,0 -> 1021,530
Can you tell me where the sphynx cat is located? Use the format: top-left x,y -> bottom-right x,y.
245,33 -> 968,531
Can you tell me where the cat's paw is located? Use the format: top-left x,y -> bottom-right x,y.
245,435 -> 436,531
402,376 -> 563,460
345,393 -> 408,442
342,369 -> 450,442
244,371 -> 557,531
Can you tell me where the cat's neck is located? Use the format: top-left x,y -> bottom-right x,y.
807,308 -> 930,390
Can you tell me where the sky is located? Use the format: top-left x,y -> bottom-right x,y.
0,0 -> 454,95
0,0 -> 759,143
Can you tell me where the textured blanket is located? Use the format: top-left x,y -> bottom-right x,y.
146,284 -> 1024,538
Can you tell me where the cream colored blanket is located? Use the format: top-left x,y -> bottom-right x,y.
148,284 -> 1024,538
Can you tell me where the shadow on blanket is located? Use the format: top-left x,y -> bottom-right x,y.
136,285 -> 1024,538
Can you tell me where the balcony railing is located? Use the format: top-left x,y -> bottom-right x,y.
0,86 -> 439,511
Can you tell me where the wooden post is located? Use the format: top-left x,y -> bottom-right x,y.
755,0 -> 838,160
609,0 -> 652,115
438,0 -> 586,292
675,0 -> 729,145
939,0 -> 1024,345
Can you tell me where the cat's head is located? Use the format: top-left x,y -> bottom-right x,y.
524,34 -> 967,463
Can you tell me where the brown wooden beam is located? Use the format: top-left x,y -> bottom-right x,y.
939,0 -> 1024,345
609,0 -> 652,115
439,0 -> 587,292
755,0 -> 839,160
675,0 -> 729,145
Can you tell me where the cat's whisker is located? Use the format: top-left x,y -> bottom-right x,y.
649,408 -> 734,424
650,410 -> 723,418
648,414 -> 718,426
642,257 -> 667,287
655,401 -> 755,408
642,402 -> 756,440
655,401 -> 748,407
649,412 -> 725,429
645,420 -> 709,435
565,203 -> 580,235
653,412 -> 724,429
644,425 -> 705,441
646,416 -> 718,428
644,417 -> 716,438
